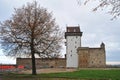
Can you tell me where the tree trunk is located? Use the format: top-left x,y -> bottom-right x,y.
31,33 -> 37,75
31,52 -> 36,75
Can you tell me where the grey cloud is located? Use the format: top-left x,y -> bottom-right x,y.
0,0 -> 120,64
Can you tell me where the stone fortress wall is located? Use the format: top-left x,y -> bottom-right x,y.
17,58 -> 66,69
17,43 -> 106,69
78,43 -> 106,68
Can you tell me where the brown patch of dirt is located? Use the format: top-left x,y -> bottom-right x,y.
20,68 -> 76,74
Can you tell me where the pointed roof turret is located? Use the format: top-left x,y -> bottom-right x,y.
100,42 -> 105,49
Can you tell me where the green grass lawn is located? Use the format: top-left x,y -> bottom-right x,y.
2,69 -> 120,80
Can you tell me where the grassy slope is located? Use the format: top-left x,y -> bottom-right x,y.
2,69 -> 120,80
40,69 -> 120,79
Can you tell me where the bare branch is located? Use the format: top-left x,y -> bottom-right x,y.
83,0 -> 120,19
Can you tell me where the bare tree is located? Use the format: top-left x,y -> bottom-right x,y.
0,1 -> 62,75
78,0 -> 120,19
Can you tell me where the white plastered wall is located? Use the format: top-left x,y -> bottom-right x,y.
66,36 -> 81,68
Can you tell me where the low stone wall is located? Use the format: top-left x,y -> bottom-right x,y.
17,58 -> 66,69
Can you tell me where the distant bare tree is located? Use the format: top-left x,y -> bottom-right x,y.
0,1 -> 62,75
78,0 -> 120,19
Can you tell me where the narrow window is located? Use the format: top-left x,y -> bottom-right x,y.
92,61 -> 93,64
74,29 -> 76,32
75,41 -> 77,44
65,42 -> 67,46
96,54 -> 98,56
67,29 -> 70,32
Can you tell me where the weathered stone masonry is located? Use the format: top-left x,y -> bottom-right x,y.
77,43 -> 106,68
17,58 -> 66,69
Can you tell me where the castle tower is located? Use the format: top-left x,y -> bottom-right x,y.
65,26 -> 82,68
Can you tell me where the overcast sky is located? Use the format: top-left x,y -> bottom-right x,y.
0,0 -> 120,65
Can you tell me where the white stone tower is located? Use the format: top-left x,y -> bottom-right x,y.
65,26 -> 82,68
